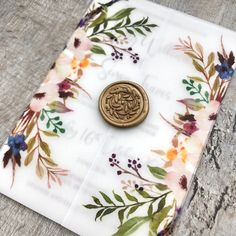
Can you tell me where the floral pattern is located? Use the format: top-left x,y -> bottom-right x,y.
2,0 -> 157,188
85,37 -> 235,235
2,0 -> 235,235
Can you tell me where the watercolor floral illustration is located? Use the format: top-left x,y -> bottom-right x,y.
2,0 -> 157,188
84,36 -> 235,235
1,0 -> 235,235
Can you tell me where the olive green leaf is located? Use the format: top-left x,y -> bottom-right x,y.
125,191 -> 138,202
113,216 -> 150,236
99,191 -> 115,205
91,45 -> 106,55
148,165 -> 167,179
148,206 -> 172,236
108,8 -> 135,21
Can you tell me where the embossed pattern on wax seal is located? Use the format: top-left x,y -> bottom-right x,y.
99,81 -> 149,128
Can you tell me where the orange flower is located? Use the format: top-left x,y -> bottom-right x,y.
166,148 -> 178,161
179,147 -> 187,163
79,58 -> 89,68
71,57 -> 78,70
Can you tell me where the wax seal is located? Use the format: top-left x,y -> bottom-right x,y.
99,81 -> 149,128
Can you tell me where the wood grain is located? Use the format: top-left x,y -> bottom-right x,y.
0,0 -> 236,235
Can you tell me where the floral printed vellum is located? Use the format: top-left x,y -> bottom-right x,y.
0,0 -> 235,235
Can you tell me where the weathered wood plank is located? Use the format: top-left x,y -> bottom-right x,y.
0,0 -> 235,235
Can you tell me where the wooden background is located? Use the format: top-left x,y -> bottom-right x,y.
0,0 -> 236,235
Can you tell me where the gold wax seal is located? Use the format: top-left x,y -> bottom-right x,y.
99,81 -> 149,128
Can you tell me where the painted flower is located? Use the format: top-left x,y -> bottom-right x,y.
3,134 -> 27,168
195,100 -> 220,131
164,170 -> 189,207
183,121 -> 198,136
67,28 -> 92,60
215,61 -> 234,80
8,134 -> 27,156
58,80 -> 71,91
55,51 -> 79,80
215,51 -> 235,80
43,69 -> 64,84
30,83 -> 59,112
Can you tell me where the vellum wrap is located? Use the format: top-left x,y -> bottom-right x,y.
0,0 -> 235,235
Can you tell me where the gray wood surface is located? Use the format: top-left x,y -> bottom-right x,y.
0,0 -> 236,235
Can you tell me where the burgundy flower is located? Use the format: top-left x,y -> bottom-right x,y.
58,80 -> 71,91
183,121 -> 198,135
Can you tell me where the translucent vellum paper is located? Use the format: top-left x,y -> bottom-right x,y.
0,0 -> 236,235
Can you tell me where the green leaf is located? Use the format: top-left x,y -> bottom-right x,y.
148,165 -> 167,179
103,32 -> 116,39
91,45 -> 106,55
40,113 -> 45,121
40,141 -> 51,157
149,206 -> 172,236
115,29 -> 126,36
90,37 -> 101,42
48,101 -> 72,113
136,190 -> 151,198
100,208 -> 116,220
148,204 -> 153,217
92,196 -> 102,206
198,84 -> 202,92
205,91 -> 209,100
177,98 -> 205,111
42,130 -> 59,137
144,26 -> 151,32
89,10 -> 107,28
127,205 -> 139,217
99,191 -> 114,205
146,24 -> 158,27
113,216 -> 149,236
125,191 -> 138,202
182,79 -> 188,84
84,204 -> 99,209
113,191 -> 124,204
157,197 -> 166,212
93,24 -> 100,34
95,209 -> 104,221
126,16 -> 131,25
118,208 -> 126,225
113,20 -> 124,29
126,28 -> 135,36
135,28 -> 146,36
192,59 -> 204,73
108,8 -> 135,21
155,183 -> 168,191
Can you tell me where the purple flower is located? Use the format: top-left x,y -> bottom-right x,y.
8,134 -> 27,156
215,51 -> 235,80
4,134 -> 27,168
